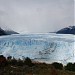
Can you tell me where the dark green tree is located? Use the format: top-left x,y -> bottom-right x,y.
51,62 -> 63,70
65,63 -> 75,71
24,57 -> 33,67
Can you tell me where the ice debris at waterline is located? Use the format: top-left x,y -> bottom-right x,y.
0,33 -> 75,64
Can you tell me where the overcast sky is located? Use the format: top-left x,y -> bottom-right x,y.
0,0 -> 74,33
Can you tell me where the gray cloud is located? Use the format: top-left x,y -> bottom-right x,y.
0,0 -> 74,33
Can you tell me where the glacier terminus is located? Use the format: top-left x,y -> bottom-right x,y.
0,33 -> 75,65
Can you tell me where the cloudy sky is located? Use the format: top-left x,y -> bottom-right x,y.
0,0 -> 74,33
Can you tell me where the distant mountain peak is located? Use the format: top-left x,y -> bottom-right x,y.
5,30 -> 19,35
0,27 -> 7,35
0,27 -> 19,36
56,26 -> 75,34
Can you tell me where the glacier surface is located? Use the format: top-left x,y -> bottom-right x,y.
0,33 -> 75,64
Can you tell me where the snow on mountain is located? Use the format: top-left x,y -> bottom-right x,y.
56,26 -> 75,34
5,30 -> 19,35
0,33 -> 75,64
0,27 -> 19,35
0,27 -> 7,35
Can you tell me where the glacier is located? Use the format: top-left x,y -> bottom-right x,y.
0,33 -> 75,64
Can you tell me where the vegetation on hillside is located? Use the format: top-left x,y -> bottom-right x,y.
0,55 -> 75,75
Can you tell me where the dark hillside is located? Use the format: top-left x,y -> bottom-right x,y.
56,26 -> 75,34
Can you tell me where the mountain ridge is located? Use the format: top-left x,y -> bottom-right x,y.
5,30 -> 19,35
56,26 -> 75,34
0,27 -> 19,36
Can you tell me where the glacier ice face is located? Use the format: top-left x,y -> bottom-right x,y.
0,33 -> 75,64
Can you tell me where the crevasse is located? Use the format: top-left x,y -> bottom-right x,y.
0,33 -> 75,64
